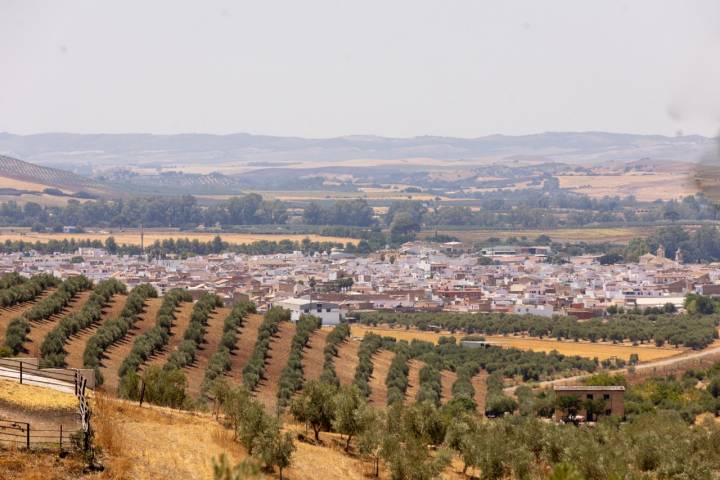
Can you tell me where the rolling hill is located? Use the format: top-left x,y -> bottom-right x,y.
0,154 -> 120,200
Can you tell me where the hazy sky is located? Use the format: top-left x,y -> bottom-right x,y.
1,0 -> 719,138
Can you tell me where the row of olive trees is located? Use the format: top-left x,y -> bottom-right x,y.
0,272 -> 25,290
118,288 -> 193,381
242,307 -> 291,391
163,293 -> 223,371
0,272 -> 58,309
357,308 -> 720,350
4,275 -> 92,355
276,315 -> 321,408
83,283 -> 158,384
201,301 -> 257,394
40,278 -> 126,367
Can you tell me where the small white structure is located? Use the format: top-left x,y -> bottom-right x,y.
275,297 -> 341,325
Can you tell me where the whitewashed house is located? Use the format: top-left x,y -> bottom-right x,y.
275,297 -> 341,325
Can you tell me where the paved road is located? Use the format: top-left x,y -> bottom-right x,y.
0,365 -> 76,394
505,344 -> 720,394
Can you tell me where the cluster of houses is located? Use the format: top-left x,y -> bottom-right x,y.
1,241 -> 718,326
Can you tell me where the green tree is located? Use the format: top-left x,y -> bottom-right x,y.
332,385 -> 367,451
290,380 -> 336,442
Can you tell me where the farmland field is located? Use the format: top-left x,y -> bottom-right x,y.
422,226 -> 656,244
0,229 -> 358,246
350,325 -> 684,362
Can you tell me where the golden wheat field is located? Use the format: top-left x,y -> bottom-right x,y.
0,230 -> 358,246
350,325 -> 684,362
556,173 -> 697,201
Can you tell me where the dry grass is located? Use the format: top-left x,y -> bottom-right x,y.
350,325 -> 683,362
0,230 -> 358,246
0,379 -> 77,412
0,448 -> 89,480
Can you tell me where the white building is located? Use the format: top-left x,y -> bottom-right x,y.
275,297 -> 341,325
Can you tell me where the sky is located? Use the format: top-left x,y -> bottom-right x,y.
1,0 -> 719,138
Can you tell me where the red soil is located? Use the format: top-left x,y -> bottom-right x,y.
471,371 -> 488,414
368,349 -> 395,406
404,359 -> 424,405
300,328 -> 330,383
254,322 -> 296,411
334,338 -> 360,387
439,370 -> 458,405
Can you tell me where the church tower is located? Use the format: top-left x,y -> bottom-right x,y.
656,244 -> 666,259
675,247 -> 684,264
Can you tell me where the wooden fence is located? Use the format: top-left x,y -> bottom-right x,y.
0,419 -> 80,451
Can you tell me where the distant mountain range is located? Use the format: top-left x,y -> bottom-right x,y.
0,132 -> 715,174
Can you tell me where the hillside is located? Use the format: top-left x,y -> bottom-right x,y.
0,154 -> 119,201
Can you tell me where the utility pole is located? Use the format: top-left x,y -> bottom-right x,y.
140,223 -> 144,257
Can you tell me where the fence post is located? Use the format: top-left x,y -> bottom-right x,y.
26,423 -> 30,449
139,380 -> 146,406
74,371 -> 78,396
19,361 -> 23,385
59,424 -> 63,451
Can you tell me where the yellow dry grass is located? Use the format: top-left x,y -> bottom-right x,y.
350,325 -> 683,362
0,230 -> 358,246
91,395 -> 375,480
556,173 -> 697,201
0,379 -> 77,411
0,176 -> 70,193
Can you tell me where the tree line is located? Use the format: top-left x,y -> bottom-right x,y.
356,308 -> 720,350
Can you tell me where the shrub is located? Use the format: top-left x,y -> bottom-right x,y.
277,315 -> 321,408
4,275 -> 92,355
201,301 -> 257,394
117,288 -> 192,383
40,278 -> 126,367
119,364 -> 188,409
242,307 -> 290,391
83,283 -> 158,384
